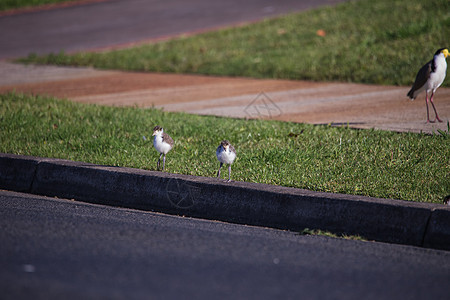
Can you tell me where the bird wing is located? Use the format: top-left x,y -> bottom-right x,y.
162,132 -> 174,146
229,144 -> 236,154
408,60 -> 432,98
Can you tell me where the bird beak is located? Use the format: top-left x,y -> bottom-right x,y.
152,131 -> 156,136
444,49 -> 449,58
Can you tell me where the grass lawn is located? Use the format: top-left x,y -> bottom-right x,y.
0,0 -> 75,11
1,93 -> 449,204
18,0 -> 449,86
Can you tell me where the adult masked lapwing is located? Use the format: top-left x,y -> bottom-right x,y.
407,48 -> 449,123
152,126 -> 174,171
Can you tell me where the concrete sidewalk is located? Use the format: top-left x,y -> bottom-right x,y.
1,152 -> 449,251
1,61 -> 449,134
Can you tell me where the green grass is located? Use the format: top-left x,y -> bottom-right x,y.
0,0 -> 75,11
18,0 -> 450,86
2,93 -> 449,204
300,228 -> 367,241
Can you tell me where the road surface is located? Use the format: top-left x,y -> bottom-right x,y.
1,190 -> 449,299
0,0 -> 343,59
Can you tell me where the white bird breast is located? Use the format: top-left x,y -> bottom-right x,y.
428,60 -> 447,91
153,135 -> 172,154
217,148 -> 236,164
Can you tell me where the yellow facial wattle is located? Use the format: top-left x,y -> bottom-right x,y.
443,49 -> 449,58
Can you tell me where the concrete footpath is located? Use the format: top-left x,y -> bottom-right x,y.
1,61 -> 449,134
1,152 -> 449,251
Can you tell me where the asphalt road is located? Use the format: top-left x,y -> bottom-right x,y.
0,0 -> 343,59
1,190 -> 449,299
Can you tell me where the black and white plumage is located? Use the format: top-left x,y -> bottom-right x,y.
407,48 -> 449,123
152,126 -> 174,171
216,140 -> 236,182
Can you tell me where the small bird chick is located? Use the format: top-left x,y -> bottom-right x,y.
407,48 -> 449,123
216,140 -> 236,182
444,195 -> 450,206
152,126 -> 174,171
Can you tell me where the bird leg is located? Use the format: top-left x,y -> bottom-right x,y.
217,162 -> 223,178
425,92 -> 433,123
157,153 -> 162,170
429,92 -> 443,123
227,164 -> 232,182
162,154 -> 166,171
